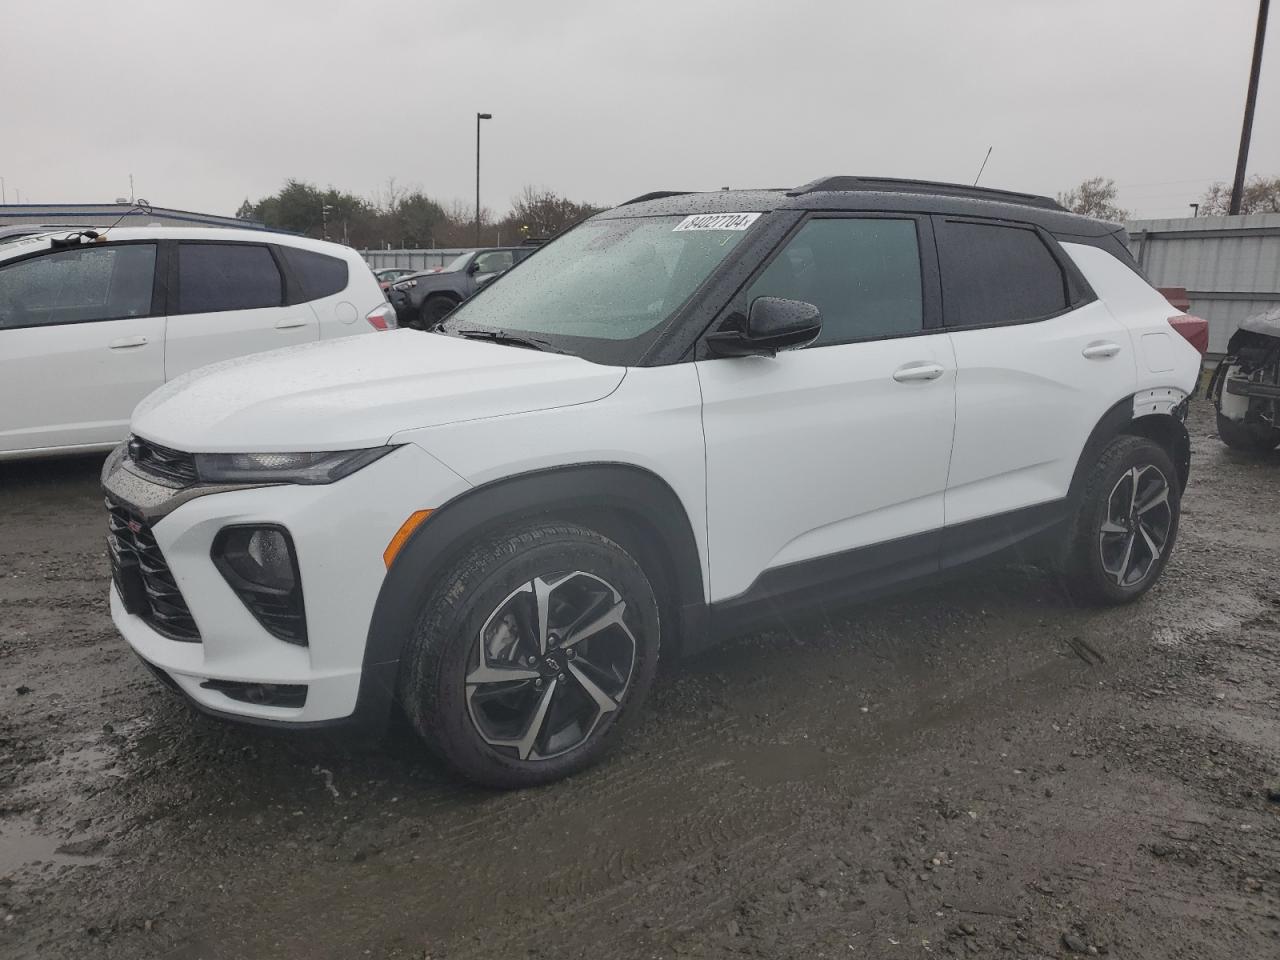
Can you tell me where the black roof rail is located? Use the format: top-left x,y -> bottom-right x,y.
620,190 -> 692,206
787,176 -> 1065,211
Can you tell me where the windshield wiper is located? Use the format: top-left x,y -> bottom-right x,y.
451,327 -> 564,354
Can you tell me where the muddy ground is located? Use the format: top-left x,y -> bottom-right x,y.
1,399 -> 1278,960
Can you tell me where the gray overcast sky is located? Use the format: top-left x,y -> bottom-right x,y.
3,0 -> 1276,220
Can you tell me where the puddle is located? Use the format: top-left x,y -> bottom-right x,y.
0,819 -> 103,876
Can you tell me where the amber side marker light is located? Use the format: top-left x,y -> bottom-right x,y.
383,510 -> 433,568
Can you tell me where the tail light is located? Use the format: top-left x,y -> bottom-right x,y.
366,302 -> 397,331
1168,315 -> 1208,355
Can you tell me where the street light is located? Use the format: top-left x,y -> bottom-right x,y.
321,203 -> 334,241
476,112 -> 492,246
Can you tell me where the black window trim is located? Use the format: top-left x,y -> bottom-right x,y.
932,215 -> 1097,332
0,239 -> 166,332
694,210 -> 943,359
274,243 -> 307,307
169,238 -> 287,316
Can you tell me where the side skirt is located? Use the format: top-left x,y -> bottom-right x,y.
694,499 -> 1068,656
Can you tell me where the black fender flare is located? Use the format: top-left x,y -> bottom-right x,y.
351,463 -> 707,731
1067,395 -> 1191,504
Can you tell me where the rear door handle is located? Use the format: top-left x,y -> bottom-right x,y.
275,317 -> 309,330
892,361 -> 945,383
1082,340 -> 1121,360
109,336 -> 148,349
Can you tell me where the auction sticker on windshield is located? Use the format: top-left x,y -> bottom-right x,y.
672,213 -> 762,232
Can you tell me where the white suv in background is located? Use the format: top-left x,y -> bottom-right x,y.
102,177 -> 1206,788
0,227 -> 395,458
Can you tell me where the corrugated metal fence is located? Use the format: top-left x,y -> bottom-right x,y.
360,248 -> 473,272
1126,213 -> 1280,355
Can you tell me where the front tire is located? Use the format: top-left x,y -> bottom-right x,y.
1061,435 -> 1181,606
398,522 -> 661,788
1216,413 -> 1279,453
419,294 -> 458,330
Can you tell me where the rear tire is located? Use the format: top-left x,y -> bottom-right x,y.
1061,434 -> 1180,606
1216,413 -> 1279,453
398,522 -> 661,788
419,295 -> 458,330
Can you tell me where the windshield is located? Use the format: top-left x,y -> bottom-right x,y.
0,232 -> 47,246
440,215 -> 755,360
441,252 -> 471,272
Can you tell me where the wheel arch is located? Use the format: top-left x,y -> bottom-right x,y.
423,289 -> 461,304
1068,395 -> 1190,502
355,462 -> 708,729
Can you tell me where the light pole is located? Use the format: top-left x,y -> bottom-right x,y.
321,203 -> 334,241
1230,0 -> 1270,215
475,112 -> 492,246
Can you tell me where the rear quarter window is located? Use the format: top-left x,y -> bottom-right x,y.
936,220 -> 1069,327
281,247 -> 349,301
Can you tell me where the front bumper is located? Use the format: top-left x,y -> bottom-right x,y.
104,442 -> 470,728
387,287 -> 421,327
1224,377 -> 1280,402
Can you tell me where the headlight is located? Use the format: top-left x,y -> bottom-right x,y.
392,279 -> 417,290
194,447 -> 395,485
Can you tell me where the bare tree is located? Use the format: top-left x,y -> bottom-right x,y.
374,177 -> 407,215
1056,177 -> 1129,221
506,186 -> 605,239
1199,176 -> 1280,216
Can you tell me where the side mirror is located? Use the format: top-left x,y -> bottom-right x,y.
466,260 -> 481,275
705,297 -> 822,358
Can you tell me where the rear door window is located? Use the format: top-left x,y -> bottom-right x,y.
0,243 -> 157,329
935,220 -> 1069,327
280,246 -> 349,301
176,243 -> 283,314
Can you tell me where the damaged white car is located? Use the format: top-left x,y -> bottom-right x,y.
1209,306 -> 1280,452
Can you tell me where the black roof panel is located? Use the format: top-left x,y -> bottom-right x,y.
787,175 -> 1064,211
598,178 -> 1119,236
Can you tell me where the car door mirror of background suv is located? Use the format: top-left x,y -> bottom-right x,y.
706,297 -> 822,358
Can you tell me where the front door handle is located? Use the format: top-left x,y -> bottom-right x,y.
109,336 -> 148,349
275,317 -> 309,330
892,361 -> 945,383
1082,340 -> 1122,360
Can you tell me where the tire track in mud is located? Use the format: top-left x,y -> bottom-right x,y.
348,628 -> 1153,958
438,584 -> 1280,959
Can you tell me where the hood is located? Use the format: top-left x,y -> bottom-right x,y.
401,270 -> 458,289
131,330 -> 626,452
1240,306 -> 1280,340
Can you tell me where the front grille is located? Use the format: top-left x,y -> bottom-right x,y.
106,501 -> 201,642
127,435 -> 198,486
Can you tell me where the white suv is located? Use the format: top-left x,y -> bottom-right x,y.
103,177 -> 1205,787
0,227 -> 395,459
